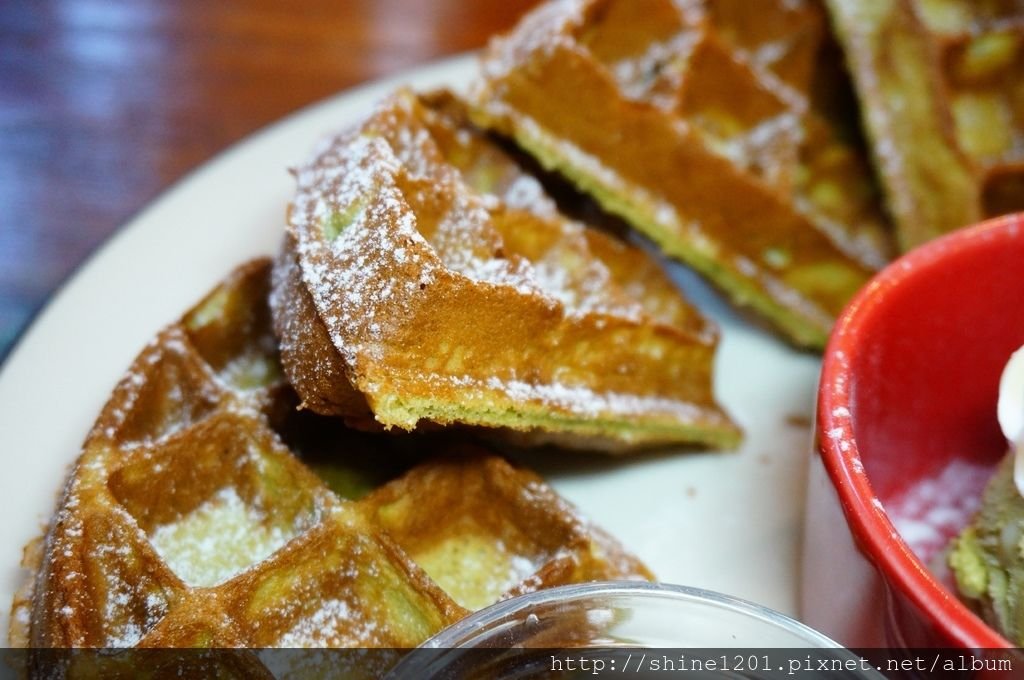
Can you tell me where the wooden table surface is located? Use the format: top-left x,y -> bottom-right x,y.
0,0 -> 542,359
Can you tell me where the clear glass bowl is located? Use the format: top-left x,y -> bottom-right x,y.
386,581 -> 884,679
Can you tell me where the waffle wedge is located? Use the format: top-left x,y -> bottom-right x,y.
470,0 -> 892,349
11,260 -> 651,668
272,88 -> 740,452
826,0 -> 1024,250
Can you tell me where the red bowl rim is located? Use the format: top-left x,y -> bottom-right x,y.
818,213 -> 1024,649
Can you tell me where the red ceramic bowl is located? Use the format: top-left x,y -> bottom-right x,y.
803,214 -> 1024,648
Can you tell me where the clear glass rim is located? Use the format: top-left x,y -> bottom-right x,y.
419,580 -> 843,649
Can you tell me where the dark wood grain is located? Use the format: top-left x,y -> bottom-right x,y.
0,0 -> 542,356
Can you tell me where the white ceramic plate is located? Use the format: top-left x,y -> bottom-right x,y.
0,54 -> 820,638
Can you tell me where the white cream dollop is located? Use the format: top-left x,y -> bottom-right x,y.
999,345 -> 1024,495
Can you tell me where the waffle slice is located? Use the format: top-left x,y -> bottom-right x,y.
826,0 -> 1024,250
12,260 -> 651,665
470,0 -> 891,349
272,88 -> 740,451
361,454 -> 649,611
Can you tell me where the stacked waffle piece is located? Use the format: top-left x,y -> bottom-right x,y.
470,0 -> 892,348
826,0 -> 1024,250
272,89 -> 740,450
13,85 -> 746,668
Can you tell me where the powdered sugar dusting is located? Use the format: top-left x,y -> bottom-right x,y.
282,90 -> 723,439
291,133 -> 435,367
887,459 -> 992,562
99,329 -> 223,446
500,174 -> 557,217
607,32 -> 696,108
149,487 -> 292,587
483,375 -> 706,420
276,598 -> 380,648
475,0 -> 587,84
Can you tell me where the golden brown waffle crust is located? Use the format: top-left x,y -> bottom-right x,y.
14,259 -> 652,654
827,0 -> 1024,249
468,0 -> 891,349
272,88 -> 740,450
824,0 -> 982,250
